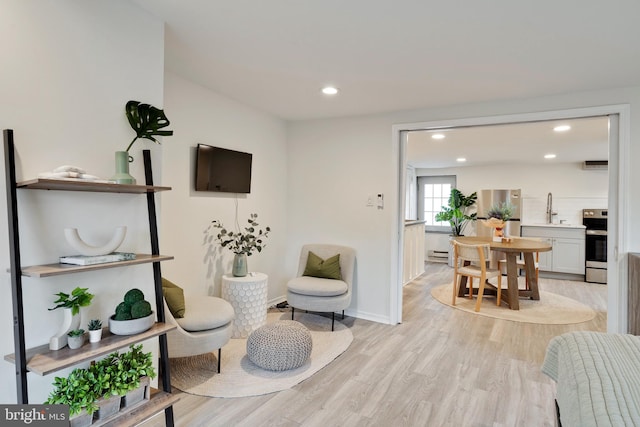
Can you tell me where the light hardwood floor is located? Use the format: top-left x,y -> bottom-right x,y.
143,263 -> 607,427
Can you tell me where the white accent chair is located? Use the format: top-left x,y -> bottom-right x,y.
163,293 -> 234,373
287,244 -> 356,331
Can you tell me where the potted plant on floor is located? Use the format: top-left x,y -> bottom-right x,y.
207,213 -> 271,277
435,189 -> 478,266
48,287 -> 94,350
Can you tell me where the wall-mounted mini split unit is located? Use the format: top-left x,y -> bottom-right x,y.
583,160 -> 608,170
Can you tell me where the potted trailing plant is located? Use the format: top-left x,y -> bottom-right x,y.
87,319 -> 103,343
207,213 -> 271,277
434,188 -> 478,237
48,287 -> 94,350
112,100 -> 174,184
45,368 -> 98,427
67,329 -> 85,350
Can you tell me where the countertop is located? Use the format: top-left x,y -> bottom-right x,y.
521,223 -> 586,229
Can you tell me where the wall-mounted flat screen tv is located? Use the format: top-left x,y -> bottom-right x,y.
195,143 -> 252,193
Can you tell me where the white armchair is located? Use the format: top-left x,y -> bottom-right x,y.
286,244 -> 356,331
162,278 -> 235,373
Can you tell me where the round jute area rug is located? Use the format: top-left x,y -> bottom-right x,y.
169,312 -> 353,398
431,283 -> 596,324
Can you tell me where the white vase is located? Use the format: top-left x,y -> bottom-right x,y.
50,308 -> 80,350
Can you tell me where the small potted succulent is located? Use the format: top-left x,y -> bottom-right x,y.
108,289 -> 154,335
206,213 -> 271,277
67,329 -> 85,350
87,319 -> 103,343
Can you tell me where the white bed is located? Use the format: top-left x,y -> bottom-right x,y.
542,331 -> 640,426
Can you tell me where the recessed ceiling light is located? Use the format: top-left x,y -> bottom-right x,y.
544,154 -> 557,159
431,134 -> 445,140
456,157 -> 466,162
321,86 -> 339,95
554,125 -> 571,132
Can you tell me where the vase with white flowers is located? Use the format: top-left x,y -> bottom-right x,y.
207,213 -> 271,277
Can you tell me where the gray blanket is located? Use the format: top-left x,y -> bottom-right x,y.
542,331 -> 640,427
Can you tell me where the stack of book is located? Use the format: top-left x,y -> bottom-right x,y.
60,252 -> 136,266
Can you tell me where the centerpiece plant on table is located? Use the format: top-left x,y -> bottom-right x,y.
483,201 -> 516,240
206,213 -> 271,277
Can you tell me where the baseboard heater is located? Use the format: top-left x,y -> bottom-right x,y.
428,250 -> 449,263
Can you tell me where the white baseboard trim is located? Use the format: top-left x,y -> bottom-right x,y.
268,295 -> 287,307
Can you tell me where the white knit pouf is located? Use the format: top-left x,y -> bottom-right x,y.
246,320 -> 313,371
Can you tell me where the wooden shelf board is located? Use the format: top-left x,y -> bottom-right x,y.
95,389 -> 180,427
21,254 -> 174,277
4,323 -> 176,376
17,178 -> 171,193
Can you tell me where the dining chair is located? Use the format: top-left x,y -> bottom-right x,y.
498,237 -> 540,290
452,241 -> 503,312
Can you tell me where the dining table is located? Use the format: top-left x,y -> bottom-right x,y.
453,236 -> 552,310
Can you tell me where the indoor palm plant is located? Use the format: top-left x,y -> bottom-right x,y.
207,213 -> 271,277
434,188 -> 478,236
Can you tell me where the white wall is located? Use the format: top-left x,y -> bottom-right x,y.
417,162 -> 609,254
287,117 -> 396,323
0,1 -> 164,404
288,87 -> 640,324
160,72 -> 289,302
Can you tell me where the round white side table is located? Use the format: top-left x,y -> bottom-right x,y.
221,272 -> 268,338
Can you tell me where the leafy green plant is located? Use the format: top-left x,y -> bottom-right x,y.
45,368 -> 98,416
124,100 -> 173,153
434,188 -> 478,236
207,213 -> 271,256
113,289 -> 152,320
67,329 -> 84,337
48,287 -> 94,315
487,201 -> 515,221
87,319 -> 102,331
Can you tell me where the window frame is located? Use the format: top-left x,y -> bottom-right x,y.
417,175 -> 456,233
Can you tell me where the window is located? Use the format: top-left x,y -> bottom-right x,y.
417,175 -> 456,232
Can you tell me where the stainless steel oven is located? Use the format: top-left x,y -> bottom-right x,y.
583,209 -> 607,284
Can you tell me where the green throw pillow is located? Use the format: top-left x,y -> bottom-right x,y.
162,277 -> 186,318
303,251 -> 342,280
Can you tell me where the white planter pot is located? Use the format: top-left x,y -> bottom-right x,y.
88,329 -> 102,343
67,333 -> 85,350
109,312 -> 154,336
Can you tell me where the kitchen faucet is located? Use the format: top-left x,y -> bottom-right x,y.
546,192 -> 557,224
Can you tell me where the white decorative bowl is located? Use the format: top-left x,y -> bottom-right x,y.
108,312 -> 154,335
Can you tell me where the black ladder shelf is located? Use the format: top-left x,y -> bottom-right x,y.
3,129 -> 177,426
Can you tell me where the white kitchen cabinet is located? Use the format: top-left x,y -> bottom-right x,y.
521,225 -> 585,275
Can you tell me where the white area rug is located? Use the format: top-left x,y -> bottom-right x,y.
431,283 -> 596,324
169,312 -> 353,398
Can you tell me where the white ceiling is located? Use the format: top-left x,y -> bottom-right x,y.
407,116 -> 610,169
132,1 -> 640,121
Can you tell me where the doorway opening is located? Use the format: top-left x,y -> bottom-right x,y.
392,105 -> 629,333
